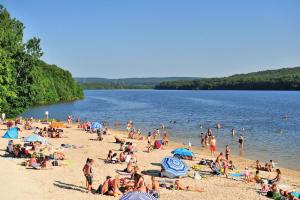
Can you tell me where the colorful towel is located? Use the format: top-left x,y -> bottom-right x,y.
291,192 -> 299,198
229,173 -> 242,177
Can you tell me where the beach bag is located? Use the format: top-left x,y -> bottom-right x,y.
194,171 -> 201,180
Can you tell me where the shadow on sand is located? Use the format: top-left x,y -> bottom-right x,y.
53,180 -> 87,193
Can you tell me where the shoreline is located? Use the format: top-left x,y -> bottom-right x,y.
113,127 -> 300,174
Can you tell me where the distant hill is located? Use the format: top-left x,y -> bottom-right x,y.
75,77 -> 199,89
155,67 -> 300,90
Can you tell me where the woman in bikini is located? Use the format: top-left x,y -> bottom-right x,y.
101,176 -> 113,195
225,145 -> 231,161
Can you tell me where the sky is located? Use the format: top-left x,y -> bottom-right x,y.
1,0 -> 300,78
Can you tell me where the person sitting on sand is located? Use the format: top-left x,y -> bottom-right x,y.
228,160 -> 236,170
267,160 -> 275,172
40,156 -> 52,169
254,170 -> 262,183
120,142 -> 125,151
126,142 -> 133,152
28,153 -> 38,168
111,153 -> 119,164
100,176 -> 113,195
107,150 -> 113,162
269,169 -> 282,184
266,184 -> 281,199
210,162 -> 221,175
215,152 -> 223,167
133,173 -> 146,192
131,152 -> 137,163
123,161 -> 134,173
7,140 -> 14,154
119,151 -> 126,162
255,160 -> 262,170
174,180 -> 204,192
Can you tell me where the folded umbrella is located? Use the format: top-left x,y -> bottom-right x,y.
171,148 -> 193,157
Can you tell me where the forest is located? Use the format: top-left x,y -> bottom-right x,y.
155,67 -> 300,90
0,5 -> 83,117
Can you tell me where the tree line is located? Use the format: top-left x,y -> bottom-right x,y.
0,5 -> 83,117
155,67 -> 300,90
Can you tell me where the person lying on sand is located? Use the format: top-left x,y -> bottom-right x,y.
174,180 -> 204,192
112,175 -> 123,197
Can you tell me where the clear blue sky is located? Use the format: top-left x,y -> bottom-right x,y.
1,0 -> 300,78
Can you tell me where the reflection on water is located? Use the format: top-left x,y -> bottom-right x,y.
22,90 -> 300,170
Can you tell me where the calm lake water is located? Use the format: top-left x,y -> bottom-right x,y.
22,90 -> 300,170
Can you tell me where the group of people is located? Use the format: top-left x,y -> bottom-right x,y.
200,127 -> 244,156
35,127 -> 63,138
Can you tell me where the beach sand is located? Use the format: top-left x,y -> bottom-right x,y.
0,123 -> 299,200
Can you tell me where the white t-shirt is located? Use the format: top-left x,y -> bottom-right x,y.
125,154 -> 132,163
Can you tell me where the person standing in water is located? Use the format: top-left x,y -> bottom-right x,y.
239,135 -> 244,150
225,145 -> 231,160
200,133 -> 205,147
231,128 -> 235,136
210,136 -> 216,156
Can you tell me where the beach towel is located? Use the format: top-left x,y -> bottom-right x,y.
291,192 -> 300,198
229,173 -> 243,177
192,165 -> 204,171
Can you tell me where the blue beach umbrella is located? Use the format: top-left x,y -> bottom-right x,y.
91,122 -> 102,130
171,148 -> 193,157
161,156 -> 189,178
119,191 -> 157,200
24,134 -> 46,144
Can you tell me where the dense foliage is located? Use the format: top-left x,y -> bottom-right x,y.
76,77 -> 197,86
76,77 -> 197,89
155,67 -> 300,90
0,5 -> 83,117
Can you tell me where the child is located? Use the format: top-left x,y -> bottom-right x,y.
244,167 -> 251,183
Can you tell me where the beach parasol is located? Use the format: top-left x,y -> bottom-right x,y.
24,134 -> 46,144
119,191 -> 157,200
91,122 -> 102,130
171,148 -> 193,157
161,156 -> 189,178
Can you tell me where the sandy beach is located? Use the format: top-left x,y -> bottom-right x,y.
0,122 -> 299,200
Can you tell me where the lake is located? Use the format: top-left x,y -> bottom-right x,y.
22,90 -> 300,170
